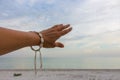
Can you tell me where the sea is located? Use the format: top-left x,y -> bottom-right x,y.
0,57 -> 120,69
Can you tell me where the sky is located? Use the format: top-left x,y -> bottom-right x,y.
0,0 -> 120,58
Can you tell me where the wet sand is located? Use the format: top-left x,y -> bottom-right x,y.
0,69 -> 120,80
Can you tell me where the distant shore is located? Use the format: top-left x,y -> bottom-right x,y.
1,69 -> 120,71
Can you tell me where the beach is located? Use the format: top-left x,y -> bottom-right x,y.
0,69 -> 120,80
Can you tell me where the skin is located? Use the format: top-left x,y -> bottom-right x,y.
0,24 -> 72,55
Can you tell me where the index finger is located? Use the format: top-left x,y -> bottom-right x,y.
59,27 -> 72,36
57,24 -> 70,31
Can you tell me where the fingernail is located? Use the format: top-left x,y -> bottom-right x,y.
69,27 -> 72,31
66,24 -> 70,26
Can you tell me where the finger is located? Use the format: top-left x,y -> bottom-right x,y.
54,42 -> 64,48
43,42 -> 56,48
59,27 -> 72,36
51,24 -> 63,29
57,24 -> 70,31
64,24 -> 70,28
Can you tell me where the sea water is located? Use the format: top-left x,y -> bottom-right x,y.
0,56 -> 120,69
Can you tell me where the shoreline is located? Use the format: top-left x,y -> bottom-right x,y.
1,69 -> 120,71
0,69 -> 120,80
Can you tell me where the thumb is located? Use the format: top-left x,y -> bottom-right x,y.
54,42 -> 64,48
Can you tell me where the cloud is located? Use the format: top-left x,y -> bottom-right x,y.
67,0 -> 120,37
15,0 -> 56,6
65,30 -> 120,57
0,15 -> 50,31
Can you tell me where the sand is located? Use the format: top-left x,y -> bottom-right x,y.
0,69 -> 120,80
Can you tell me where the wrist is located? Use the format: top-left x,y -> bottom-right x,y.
27,31 -> 41,46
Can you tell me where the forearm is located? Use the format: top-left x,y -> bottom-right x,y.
0,27 -> 40,55
0,24 -> 72,56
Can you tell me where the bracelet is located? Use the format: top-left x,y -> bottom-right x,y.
30,31 -> 44,75
30,31 -> 44,51
39,32 -> 44,48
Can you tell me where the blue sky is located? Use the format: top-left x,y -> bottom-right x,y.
0,0 -> 120,58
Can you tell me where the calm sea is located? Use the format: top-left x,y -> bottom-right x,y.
0,57 -> 120,69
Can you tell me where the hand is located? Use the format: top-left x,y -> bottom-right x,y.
40,24 -> 72,48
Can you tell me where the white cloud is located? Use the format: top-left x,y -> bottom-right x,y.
66,0 -> 120,38
1,13 -> 9,17
65,30 -> 120,57
0,16 -> 29,30
15,0 -> 26,5
0,16 -> 47,31
15,0 -> 56,6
